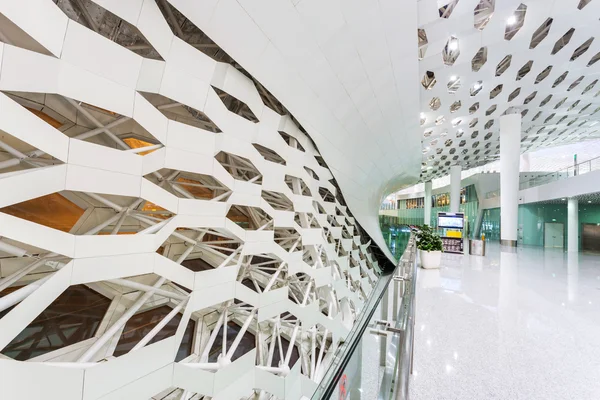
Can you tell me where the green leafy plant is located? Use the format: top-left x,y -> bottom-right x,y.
416,225 -> 443,252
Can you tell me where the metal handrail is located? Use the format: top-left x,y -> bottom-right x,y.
310,234 -> 417,400
378,239 -> 418,400
519,154 -> 600,190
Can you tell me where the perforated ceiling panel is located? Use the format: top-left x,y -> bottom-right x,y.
418,0 -> 600,181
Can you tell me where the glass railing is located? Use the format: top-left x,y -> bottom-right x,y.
310,233 -> 418,399
380,218 -> 412,258
519,155 -> 600,190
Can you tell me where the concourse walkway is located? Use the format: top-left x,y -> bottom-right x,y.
410,244 -> 600,400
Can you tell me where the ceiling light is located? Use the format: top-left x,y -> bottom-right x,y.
450,75 -> 457,82
506,15 -> 517,26
473,82 -> 481,90
588,200 -> 592,203
420,112 -> 426,119
448,41 -> 458,51
561,198 -> 566,201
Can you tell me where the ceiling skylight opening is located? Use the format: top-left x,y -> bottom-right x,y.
474,0 -> 495,30
443,36 -> 461,66
530,18 -> 553,49
418,29 -> 429,60
472,47 -> 488,72
504,4 -> 527,40
448,77 -> 462,94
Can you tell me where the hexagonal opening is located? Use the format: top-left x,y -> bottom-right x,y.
56,0 -> 162,60
447,77 -> 461,94
495,55 -> 512,76
429,97 -> 441,111
261,190 -> 293,211
504,4 -> 527,41
443,36 -> 460,66
552,28 -> 575,55
215,151 -> 262,183
474,0 -> 494,30
227,205 -> 273,230
140,92 -> 221,133
253,143 -> 286,165
568,76 -> 584,92
472,47 -> 488,72
145,168 -> 231,201
285,175 -> 311,197
114,305 -> 195,361
1,284 -> 110,361
304,166 -> 319,181
490,84 -> 503,99
295,212 -> 320,229
530,18 -> 553,49
206,316 -> 256,363
278,131 -> 305,152
6,91 -> 162,154
439,0 -> 459,18
212,87 -> 258,123
535,66 -> 553,84
158,227 -> 243,272
1,191 -> 173,234
421,71 -> 437,90
508,88 -> 521,102
0,120 -> 63,174
418,28 -> 429,60
319,187 -> 336,203
274,228 -> 302,252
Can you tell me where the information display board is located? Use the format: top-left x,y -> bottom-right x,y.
438,212 -> 464,229
438,212 -> 465,254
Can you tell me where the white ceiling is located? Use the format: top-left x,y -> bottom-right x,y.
169,0 -> 423,256
418,0 -> 600,181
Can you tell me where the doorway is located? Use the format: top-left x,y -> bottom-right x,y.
544,222 -> 564,249
582,223 -> 600,252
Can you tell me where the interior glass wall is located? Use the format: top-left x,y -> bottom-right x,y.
394,185 -> 479,237
379,216 -> 411,258
479,203 -> 600,249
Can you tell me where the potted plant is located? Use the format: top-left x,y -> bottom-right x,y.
416,225 -> 443,269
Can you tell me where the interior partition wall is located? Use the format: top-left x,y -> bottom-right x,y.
0,2 -> 391,399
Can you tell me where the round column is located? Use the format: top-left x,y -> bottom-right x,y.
424,181 -> 432,226
450,165 -> 461,213
568,198 -> 579,252
499,109 -> 521,248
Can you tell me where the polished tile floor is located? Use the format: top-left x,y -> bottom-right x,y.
410,244 -> 600,400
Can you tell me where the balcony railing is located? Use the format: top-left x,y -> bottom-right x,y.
519,155 -> 600,190
310,233 -> 418,400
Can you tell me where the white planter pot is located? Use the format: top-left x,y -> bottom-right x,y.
419,250 -> 442,269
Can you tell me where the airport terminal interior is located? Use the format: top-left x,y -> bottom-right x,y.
0,0 -> 599,399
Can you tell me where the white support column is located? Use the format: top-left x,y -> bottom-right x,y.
520,153 -> 531,172
450,166 -> 461,213
424,181 -> 432,226
568,198 -> 579,252
499,109 -> 521,248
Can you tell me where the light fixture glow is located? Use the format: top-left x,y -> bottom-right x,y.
448,41 -> 458,51
450,75 -> 457,82
473,82 -> 481,90
506,15 -> 517,26
420,112 -> 426,119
